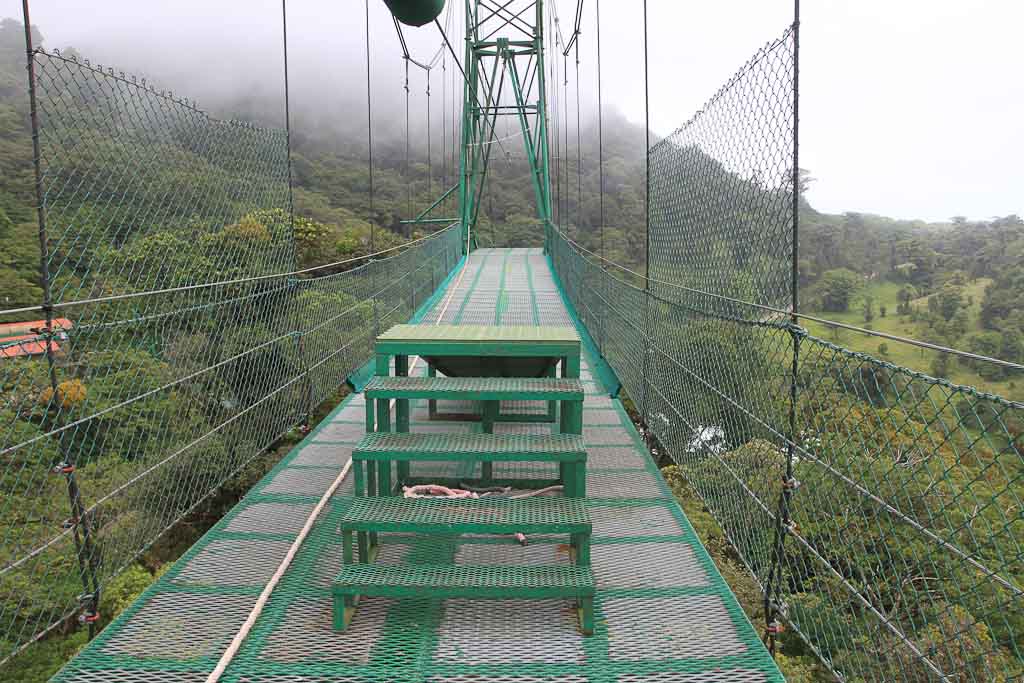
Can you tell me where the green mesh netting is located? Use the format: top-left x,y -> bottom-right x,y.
549,25 -> 1023,683
0,49 -> 462,662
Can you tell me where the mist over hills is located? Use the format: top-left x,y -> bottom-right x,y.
0,17 -> 1021,390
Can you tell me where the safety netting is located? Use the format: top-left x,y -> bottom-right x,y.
549,24 -> 1023,683
0,48 -> 462,663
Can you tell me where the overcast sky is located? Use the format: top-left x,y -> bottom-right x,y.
5,0 -> 1022,222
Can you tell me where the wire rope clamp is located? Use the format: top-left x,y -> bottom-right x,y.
52,461 -> 75,475
782,475 -> 800,491
765,619 -> 785,636
77,609 -> 100,625
77,591 -> 98,605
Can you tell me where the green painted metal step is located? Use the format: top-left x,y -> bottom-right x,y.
338,496 -> 591,534
332,564 -> 596,633
364,375 -> 584,401
353,432 -> 586,463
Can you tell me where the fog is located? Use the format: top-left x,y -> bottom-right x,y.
3,0 -> 1021,221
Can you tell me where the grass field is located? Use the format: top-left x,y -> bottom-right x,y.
803,278 -> 1020,401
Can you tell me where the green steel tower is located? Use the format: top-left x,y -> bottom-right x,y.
457,0 -> 552,252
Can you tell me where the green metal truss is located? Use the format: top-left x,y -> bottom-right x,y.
456,0 -> 552,251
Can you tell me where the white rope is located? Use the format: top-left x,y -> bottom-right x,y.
206,224 -> 472,682
205,458 -> 350,683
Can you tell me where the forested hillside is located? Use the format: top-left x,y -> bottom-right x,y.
5,17 -> 1017,400
799,207 -> 1023,397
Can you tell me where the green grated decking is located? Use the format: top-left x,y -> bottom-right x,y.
364,375 -> 585,401
353,432 -> 586,462
338,496 -> 591,534
379,323 -> 581,343
334,564 -> 596,597
52,248 -> 784,683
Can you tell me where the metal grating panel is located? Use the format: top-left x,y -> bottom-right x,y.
313,421 -> 366,443
99,592 -> 256,661
225,502 -> 315,535
583,446 -> 649,470
288,443 -> 352,467
588,504 -> 686,537
260,466 -> 347,497
258,596 -> 391,665
435,599 -> 586,665
173,539 -> 293,588
602,595 -> 749,661
592,542 -> 710,589
339,496 -> 590,530
355,432 -> 585,457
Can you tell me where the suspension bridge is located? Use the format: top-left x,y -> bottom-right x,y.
1,1 -> 1021,682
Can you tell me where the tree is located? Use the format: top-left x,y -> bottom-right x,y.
897,285 -> 918,315
862,294 -> 875,323
931,353 -> 950,378
818,269 -> 862,312
965,331 -> 1005,381
950,308 -> 970,339
935,284 -> 964,322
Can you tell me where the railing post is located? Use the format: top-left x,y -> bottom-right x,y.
22,2 -> 101,634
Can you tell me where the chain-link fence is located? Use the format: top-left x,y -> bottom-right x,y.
0,48 -> 462,663
550,23 -> 1024,683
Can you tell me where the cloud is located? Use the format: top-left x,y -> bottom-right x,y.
4,0 -> 1021,220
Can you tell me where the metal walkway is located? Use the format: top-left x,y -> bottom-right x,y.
53,248 -> 784,683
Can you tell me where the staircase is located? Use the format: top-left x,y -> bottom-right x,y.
332,325 -> 596,635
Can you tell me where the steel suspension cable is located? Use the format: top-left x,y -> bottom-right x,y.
405,57 -> 412,224
596,0 -> 605,262
426,69 -> 432,205
562,54 -> 568,230
574,38 -> 582,234
643,0 -> 650,282
640,0 -> 652,426
365,0 -> 375,254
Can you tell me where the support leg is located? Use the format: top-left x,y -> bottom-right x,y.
428,363 -> 438,419
364,394 -> 375,434
395,355 -> 410,484
366,463 -> 378,553
578,597 -> 594,636
481,399 -> 498,481
357,531 -> 369,565
574,461 -> 587,498
378,460 -> 392,497
343,529 -> 355,564
546,364 -> 557,423
333,594 -> 356,631
571,532 -> 591,566
353,461 -> 366,497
